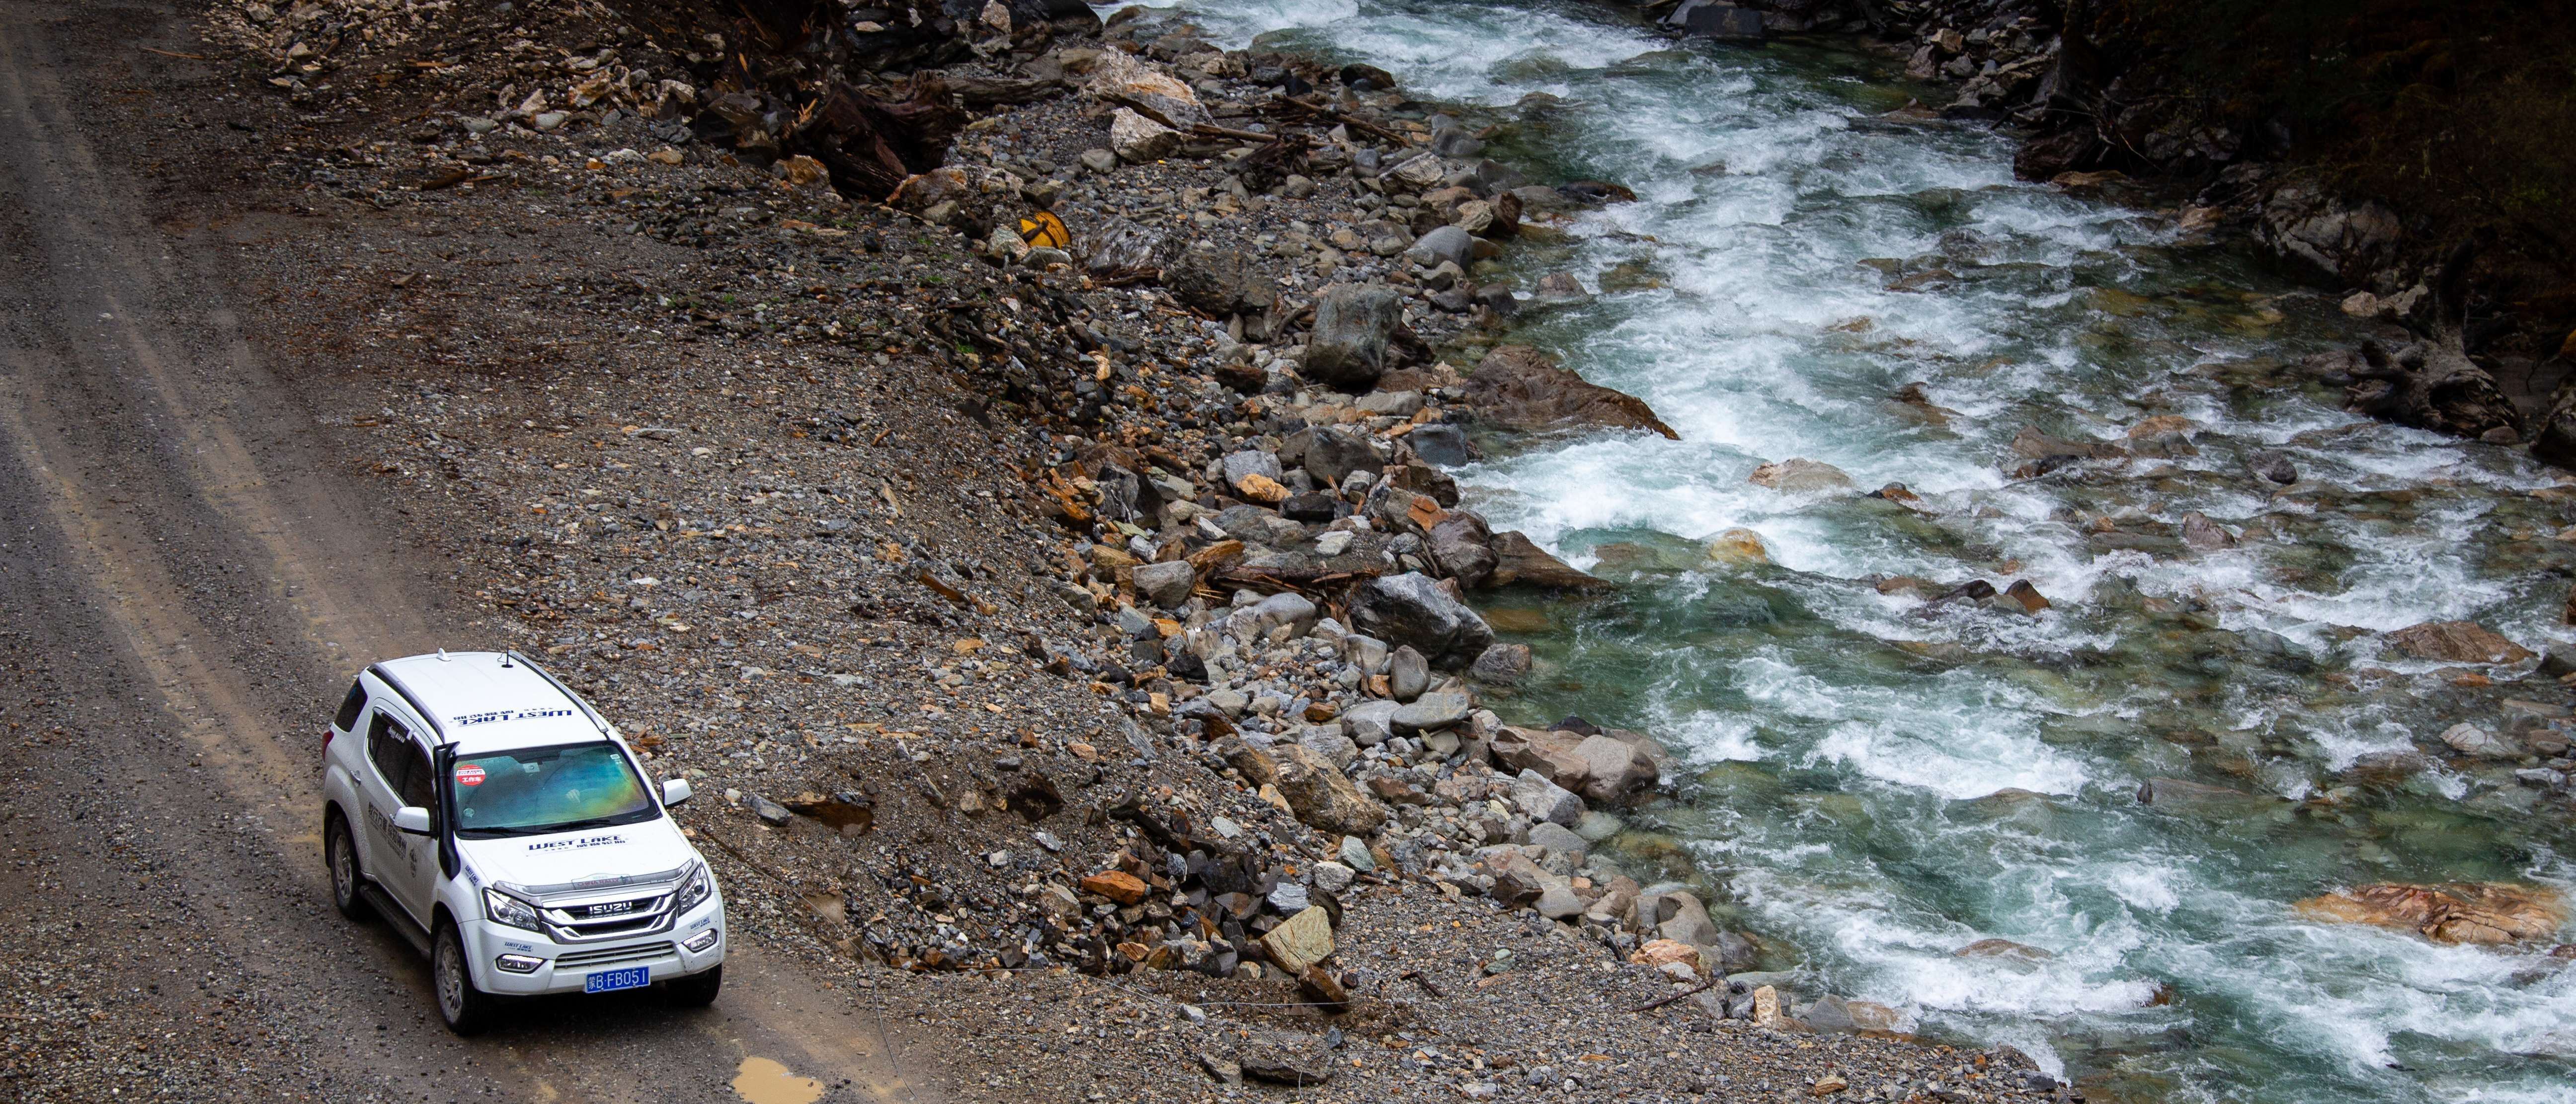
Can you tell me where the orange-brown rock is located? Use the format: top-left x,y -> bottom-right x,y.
2293,882 -> 2565,946
2386,621 -> 2535,664
1079,870 -> 1150,905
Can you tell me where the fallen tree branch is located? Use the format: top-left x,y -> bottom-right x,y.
1625,977 -> 1721,1014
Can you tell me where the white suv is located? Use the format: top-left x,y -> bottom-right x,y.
321,650 -> 725,1033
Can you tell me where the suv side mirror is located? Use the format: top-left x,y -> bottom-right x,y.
660,778 -> 693,807
394,806 -> 434,836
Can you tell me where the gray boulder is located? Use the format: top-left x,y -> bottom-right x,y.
1166,241 -> 1275,317
1302,284 -> 1404,387
1133,560 -> 1197,608
1303,426 -> 1382,485
1223,449 -> 1283,486
1427,511 -> 1498,588
1526,820 -> 1589,862
1573,733 -> 1658,804
1390,691 -> 1471,734
1406,225 -> 1475,271
1348,572 -> 1493,667
1407,422 -> 1475,468
1341,700 -> 1399,746
1388,645 -> 1430,702
1470,642 -> 1532,685
1509,769 -> 1585,826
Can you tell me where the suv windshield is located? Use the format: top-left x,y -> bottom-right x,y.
449,741 -> 657,838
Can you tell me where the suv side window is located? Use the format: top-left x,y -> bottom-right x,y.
366,712 -> 413,792
333,681 -> 368,731
397,742 -> 435,810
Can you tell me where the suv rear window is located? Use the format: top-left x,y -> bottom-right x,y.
333,680 -> 368,731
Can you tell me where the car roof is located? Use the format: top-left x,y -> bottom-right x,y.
367,651 -> 613,751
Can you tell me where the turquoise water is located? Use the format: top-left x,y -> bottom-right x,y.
1161,1 -> 2576,1100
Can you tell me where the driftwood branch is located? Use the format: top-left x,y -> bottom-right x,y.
1625,978 -> 1721,1014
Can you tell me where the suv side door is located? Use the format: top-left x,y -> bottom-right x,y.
360,711 -> 438,924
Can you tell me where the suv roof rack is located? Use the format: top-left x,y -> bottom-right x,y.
506,649 -> 616,740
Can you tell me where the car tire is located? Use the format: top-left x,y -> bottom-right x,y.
665,965 -> 723,1008
324,810 -> 370,921
432,920 -> 497,1035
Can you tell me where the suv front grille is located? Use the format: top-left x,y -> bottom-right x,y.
555,941 -> 674,970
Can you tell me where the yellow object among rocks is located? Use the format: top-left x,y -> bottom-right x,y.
1018,210 -> 1068,249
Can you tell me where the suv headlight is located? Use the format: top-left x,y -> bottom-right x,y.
483,888 -> 542,932
675,862 -> 713,914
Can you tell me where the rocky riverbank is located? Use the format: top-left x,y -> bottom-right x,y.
1644,0 -> 2576,471
172,0 -> 2090,1098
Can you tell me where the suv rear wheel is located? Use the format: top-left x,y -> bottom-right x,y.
324,810 -> 369,921
432,921 -> 497,1035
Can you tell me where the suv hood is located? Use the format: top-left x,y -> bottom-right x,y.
456,816 -> 699,893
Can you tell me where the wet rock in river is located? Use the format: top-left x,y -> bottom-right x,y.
1747,458 -> 1854,493
1954,938 -> 2055,967
1572,733 -> 1658,804
2135,777 -> 2282,817
1462,346 -> 1678,439
1470,642 -> 1532,685
2246,448 -> 2299,484
1486,531 -> 1607,590
1702,528 -> 1770,566
2293,882 -> 2567,946
1405,422 -> 1474,468
1664,0 -> 1767,42
1427,511 -> 1497,587
2440,723 -> 2519,759
2179,511 -> 2237,551
2387,621 -> 2535,665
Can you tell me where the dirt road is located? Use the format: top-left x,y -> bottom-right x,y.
0,3 -> 938,1101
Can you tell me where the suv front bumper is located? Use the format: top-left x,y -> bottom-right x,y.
464,896 -> 725,997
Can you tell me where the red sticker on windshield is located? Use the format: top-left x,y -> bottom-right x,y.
456,765 -> 486,787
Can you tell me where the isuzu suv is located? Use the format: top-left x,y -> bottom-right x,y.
321,650 -> 724,1033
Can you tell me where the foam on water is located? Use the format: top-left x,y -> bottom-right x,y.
1159,0 -> 2576,1099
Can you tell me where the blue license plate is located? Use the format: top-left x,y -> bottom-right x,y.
583,965 -> 650,994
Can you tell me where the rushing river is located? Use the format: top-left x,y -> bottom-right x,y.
1156,1 -> 2576,1100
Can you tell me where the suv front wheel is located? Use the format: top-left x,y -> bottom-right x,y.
432,920 -> 497,1035
665,965 -> 723,1008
